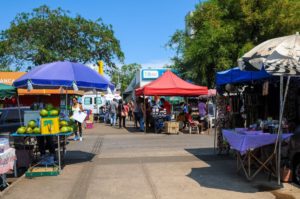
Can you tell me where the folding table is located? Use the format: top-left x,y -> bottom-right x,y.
222,129 -> 292,180
10,132 -> 72,173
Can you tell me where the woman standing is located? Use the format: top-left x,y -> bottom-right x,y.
72,97 -> 84,141
117,99 -> 126,128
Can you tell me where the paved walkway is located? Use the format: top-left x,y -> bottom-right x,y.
2,122 -> 300,199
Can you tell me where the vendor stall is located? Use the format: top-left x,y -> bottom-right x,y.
135,70 -> 208,133
11,61 -> 114,177
223,129 -> 292,180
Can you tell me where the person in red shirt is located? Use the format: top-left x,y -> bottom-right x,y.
160,98 -> 171,121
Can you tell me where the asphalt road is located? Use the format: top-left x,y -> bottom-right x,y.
2,122 -> 299,199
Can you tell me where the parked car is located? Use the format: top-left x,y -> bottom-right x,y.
289,133 -> 300,185
0,107 -> 30,133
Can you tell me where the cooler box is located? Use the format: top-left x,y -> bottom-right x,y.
41,117 -> 60,135
86,121 -> 93,129
164,122 -> 179,134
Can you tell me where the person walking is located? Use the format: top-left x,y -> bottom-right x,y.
109,98 -> 118,126
72,97 -> 84,141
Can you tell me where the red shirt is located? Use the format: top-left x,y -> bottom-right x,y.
163,101 -> 171,115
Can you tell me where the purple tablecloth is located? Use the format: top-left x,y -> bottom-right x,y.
222,129 -> 293,155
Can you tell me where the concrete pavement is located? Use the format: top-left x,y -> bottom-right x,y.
2,122 -> 300,199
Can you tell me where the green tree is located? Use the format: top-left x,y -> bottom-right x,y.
111,63 -> 141,93
168,0 -> 300,87
0,5 -> 124,71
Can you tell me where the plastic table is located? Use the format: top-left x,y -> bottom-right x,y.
10,132 -> 73,172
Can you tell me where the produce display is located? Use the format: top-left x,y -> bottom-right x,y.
16,104 -> 73,134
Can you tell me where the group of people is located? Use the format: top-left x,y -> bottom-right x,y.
101,97 -> 172,132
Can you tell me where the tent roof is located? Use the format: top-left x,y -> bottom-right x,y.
135,70 -> 208,96
216,67 -> 271,86
0,83 -> 16,99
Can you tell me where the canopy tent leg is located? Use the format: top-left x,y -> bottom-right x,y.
276,76 -> 291,185
144,95 -> 146,133
214,93 -> 218,153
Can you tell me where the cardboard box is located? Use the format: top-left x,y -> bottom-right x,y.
41,117 -> 60,134
164,122 -> 179,134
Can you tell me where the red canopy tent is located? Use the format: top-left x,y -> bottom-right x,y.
135,70 -> 208,96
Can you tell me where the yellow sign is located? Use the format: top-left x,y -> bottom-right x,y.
98,60 -> 104,76
41,117 -> 60,134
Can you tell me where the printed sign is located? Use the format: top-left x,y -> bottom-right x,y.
142,70 -> 159,79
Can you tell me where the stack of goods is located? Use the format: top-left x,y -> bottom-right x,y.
164,121 -> 179,134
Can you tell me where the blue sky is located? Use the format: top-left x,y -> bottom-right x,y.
0,0 -> 200,68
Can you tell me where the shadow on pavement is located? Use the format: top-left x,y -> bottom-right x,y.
64,150 -> 95,165
185,148 -> 283,194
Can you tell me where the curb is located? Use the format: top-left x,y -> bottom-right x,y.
0,174 -> 26,197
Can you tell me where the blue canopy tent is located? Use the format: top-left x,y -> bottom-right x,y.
216,67 -> 271,86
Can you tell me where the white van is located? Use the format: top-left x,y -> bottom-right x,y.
82,94 -> 106,115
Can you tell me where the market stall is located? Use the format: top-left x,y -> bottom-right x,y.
11,61 -> 114,177
135,70 -> 208,133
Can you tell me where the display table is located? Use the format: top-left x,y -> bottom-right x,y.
0,148 -> 16,187
10,132 -> 73,173
222,129 -> 292,180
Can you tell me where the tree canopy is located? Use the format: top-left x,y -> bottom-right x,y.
168,0 -> 300,87
111,63 -> 141,93
0,5 -> 124,71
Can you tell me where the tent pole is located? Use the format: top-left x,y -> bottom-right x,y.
144,95 -> 146,133
16,92 -> 22,126
65,88 -> 68,116
277,76 -> 291,185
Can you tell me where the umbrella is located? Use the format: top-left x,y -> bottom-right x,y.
13,61 -> 114,91
0,83 -> 16,99
238,32 -> 300,185
238,32 -> 300,75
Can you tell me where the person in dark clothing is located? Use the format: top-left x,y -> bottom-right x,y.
37,136 -> 55,156
117,99 -> 126,128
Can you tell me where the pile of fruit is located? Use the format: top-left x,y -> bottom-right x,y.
59,120 -> 73,133
17,120 -> 40,134
39,104 -> 60,117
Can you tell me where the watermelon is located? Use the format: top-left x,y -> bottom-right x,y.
33,127 -> 41,134
17,127 -> 26,134
50,109 -> 59,116
40,109 -> 48,117
60,120 -> 68,127
45,104 -> 54,111
28,120 -> 36,128
60,126 -> 69,133
26,127 -> 33,134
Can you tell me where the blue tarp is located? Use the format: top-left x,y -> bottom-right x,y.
216,67 -> 271,86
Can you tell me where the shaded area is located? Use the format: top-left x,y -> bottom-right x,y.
63,150 -> 95,165
185,148 -> 284,194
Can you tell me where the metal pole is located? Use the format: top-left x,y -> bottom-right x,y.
58,135 -> 61,172
65,88 -> 68,117
144,95 -> 146,133
277,76 -> 291,185
214,93 -> 218,153
16,93 -> 22,126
